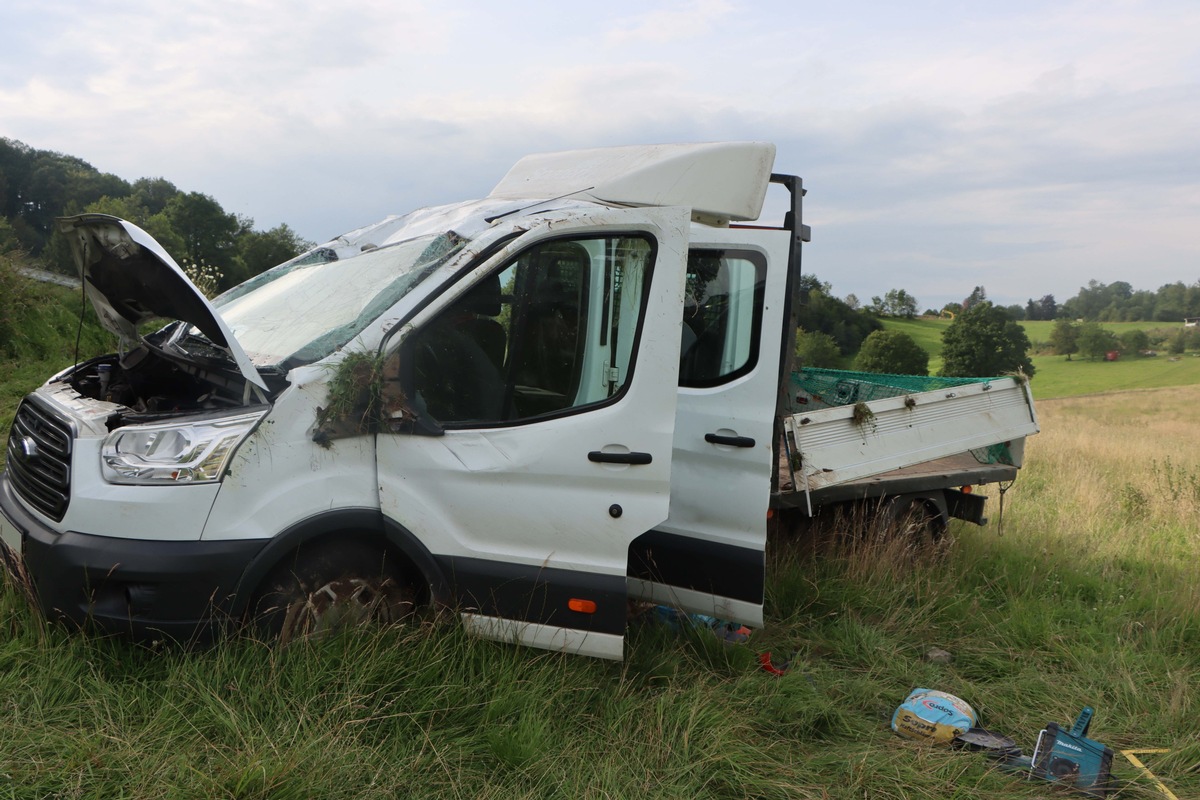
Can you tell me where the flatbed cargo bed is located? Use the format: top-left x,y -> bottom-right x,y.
774,369 -> 1038,513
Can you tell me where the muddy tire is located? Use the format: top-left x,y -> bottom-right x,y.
875,496 -> 947,548
250,538 -> 418,642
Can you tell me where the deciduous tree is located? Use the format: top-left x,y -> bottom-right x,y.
854,330 -> 929,375
235,223 -> 312,285
1049,319 -> 1079,360
962,285 -> 987,311
939,302 -> 1034,377
795,274 -> 882,355
165,191 -> 245,275
867,288 -> 919,318
1076,322 -> 1118,361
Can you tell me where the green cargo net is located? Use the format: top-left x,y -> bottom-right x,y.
789,368 -> 1002,411
969,442 -> 1015,466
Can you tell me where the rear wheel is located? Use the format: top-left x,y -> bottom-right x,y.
874,495 -> 947,549
251,538 -> 420,642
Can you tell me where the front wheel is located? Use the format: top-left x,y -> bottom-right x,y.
250,538 -> 419,642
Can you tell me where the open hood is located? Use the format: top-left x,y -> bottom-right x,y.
56,214 -> 267,390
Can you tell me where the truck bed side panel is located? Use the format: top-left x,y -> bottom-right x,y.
785,378 -> 1037,492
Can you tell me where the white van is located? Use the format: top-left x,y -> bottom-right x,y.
0,143 -> 1035,658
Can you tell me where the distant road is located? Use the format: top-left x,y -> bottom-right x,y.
17,266 -> 80,289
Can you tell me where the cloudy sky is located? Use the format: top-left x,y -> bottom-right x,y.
2,0 -> 1197,310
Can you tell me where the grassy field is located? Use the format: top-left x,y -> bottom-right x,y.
1028,351 -> 1200,398
882,316 -> 1200,399
0,260 -> 111,460
3,385 -> 1199,798
3,257 -> 1199,797
1019,319 -> 1185,348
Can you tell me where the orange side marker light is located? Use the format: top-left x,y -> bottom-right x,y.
568,598 -> 597,614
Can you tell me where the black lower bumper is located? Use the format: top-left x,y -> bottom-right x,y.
1,472 -> 267,642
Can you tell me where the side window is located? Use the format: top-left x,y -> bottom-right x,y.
679,250 -> 767,387
405,235 -> 655,426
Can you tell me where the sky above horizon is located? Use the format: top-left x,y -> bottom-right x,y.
2,0 -> 1197,311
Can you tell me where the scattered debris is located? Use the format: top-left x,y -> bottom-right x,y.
891,696 -> 1178,799
648,605 -> 752,644
923,647 -> 953,664
313,351 -> 415,445
954,705 -> 1128,799
850,401 -> 877,433
953,727 -> 1018,756
759,652 -> 792,676
1029,707 -> 1115,798
891,688 -> 976,743
1120,750 -> 1179,800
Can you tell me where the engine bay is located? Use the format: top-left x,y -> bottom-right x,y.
61,335 -> 274,431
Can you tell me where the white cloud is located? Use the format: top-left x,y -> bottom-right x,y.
604,0 -> 735,44
0,0 -> 1196,308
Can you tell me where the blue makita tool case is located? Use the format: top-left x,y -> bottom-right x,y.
1030,707 -> 1115,798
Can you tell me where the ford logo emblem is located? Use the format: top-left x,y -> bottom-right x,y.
19,436 -> 39,461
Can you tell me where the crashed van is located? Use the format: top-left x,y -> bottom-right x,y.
0,143 -> 1036,657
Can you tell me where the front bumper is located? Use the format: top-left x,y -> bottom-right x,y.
1,472 -> 268,642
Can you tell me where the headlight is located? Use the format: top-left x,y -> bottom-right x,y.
101,411 -> 266,485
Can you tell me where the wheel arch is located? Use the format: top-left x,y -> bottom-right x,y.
877,490 -> 950,536
230,508 -> 451,617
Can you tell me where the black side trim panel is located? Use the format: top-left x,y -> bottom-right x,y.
435,555 -> 626,637
627,529 -> 764,605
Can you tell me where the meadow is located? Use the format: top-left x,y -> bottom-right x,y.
2,263 -> 1199,798
3,382 -> 1199,798
884,316 -> 1200,399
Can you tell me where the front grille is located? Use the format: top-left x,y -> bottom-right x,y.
6,398 -> 74,521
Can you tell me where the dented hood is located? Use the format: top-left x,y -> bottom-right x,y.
56,214 -> 267,389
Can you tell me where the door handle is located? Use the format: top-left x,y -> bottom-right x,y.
588,451 -> 653,465
705,433 -> 756,448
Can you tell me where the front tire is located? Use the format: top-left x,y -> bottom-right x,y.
250,537 -> 419,642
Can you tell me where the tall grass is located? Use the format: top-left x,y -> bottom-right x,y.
0,253 -> 113,459
3,259 -> 1199,797
4,388 -> 1200,797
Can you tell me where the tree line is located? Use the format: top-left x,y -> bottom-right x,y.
798,271 -> 1200,377
796,279 -> 1035,379
943,281 -> 1200,324
0,137 -> 311,293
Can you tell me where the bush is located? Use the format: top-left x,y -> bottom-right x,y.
853,330 -> 929,375
0,254 -> 24,356
795,329 -> 841,369
1117,329 -> 1150,355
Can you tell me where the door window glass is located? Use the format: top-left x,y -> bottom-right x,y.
406,235 -> 655,426
679,250 -> 767,387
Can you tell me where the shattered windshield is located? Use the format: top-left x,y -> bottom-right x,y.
201,232 -> 466,367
